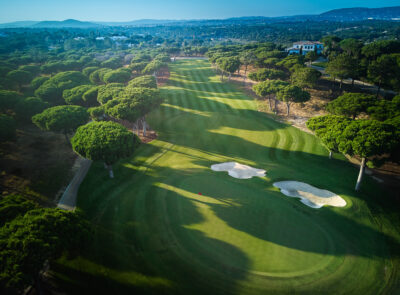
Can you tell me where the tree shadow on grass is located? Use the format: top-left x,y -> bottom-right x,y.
88,157 -> 400,260
170,128 -> 400,217
152,103 -> 398,209
173,172 -> 400,259
52,153 -> 250,295
153,104 -> 288,133
52,58 -> 400,293
52,148 -> 399,294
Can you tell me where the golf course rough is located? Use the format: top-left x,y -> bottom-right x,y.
55,59 -> 400,295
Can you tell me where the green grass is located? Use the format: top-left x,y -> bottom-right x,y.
53,59 -> 400,295
313,62 -> 327,68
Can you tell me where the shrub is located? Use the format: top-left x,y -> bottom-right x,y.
35,71 -> 89,104
127,75 -> 157,89
63,85 -> 94,105
103,69 -> 131,84
82,86 -> 99,106
97,83 -> 125,104
31,76 -> 49,90
248,68 -> 286,81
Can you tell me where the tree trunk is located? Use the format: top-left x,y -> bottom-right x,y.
142,116 -> 147,137
339,79 -> 343,89
153,72 -> 158,84
267,95 -> 273,111
34,276 -> 43,295
274,99 -> 278,114
107,164 -> 114,178
104,162 -> 108,169
64,132 -> 70,145
221,71 -> 224,81
133,122 -> 137,136
286,103 -> 290,116
244,65 -> 248,76
355,157 -> 366,191
228,72 -> 231,81
351,78 -> 355,87
376,81 -> 381,98
329,150 -> 332,159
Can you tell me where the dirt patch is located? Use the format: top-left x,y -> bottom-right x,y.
230,71 -> 332,132
157,66 -> 170,87
230,66 -> 392,131
108,117 -> 158,144
136,129 -> 158,144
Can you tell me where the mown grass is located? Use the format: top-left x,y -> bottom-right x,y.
53,59 -> 400,295
313,62 -> 327,68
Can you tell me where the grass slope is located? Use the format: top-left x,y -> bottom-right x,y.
53,59 -> 400,294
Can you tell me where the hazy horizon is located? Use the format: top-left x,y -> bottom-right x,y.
0,0 -> 399,23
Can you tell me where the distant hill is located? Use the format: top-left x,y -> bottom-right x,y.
0,6 -> 399,28
0,21 -> 39,28
32,19 -> 100,28
318,6 -> 400,21
97,19 -> 179,26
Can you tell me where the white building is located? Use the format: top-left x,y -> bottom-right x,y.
286,41 -> 324,55
110,36 -> 128,41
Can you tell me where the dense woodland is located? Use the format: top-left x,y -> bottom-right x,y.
0,29 -> 173,293
1,19 -> 400,54
0,19 -> 400,294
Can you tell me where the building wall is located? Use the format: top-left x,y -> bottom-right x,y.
288,43 -> 324,55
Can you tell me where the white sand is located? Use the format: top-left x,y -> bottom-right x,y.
211,162 -> 266,179
273,181 -> 346,209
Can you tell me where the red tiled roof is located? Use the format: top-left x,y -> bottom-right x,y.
293,41 -> 323,45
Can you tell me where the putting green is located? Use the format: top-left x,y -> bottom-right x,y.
54,59 -> 400,295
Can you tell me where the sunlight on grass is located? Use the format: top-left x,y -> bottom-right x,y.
162,102 -> 211,117
156,182 -> 236,205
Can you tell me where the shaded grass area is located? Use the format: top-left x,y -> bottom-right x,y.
53,59 -> 400,295
312,62 -> 327,68
0,124 -> 76,205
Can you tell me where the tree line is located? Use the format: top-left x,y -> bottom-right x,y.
206,39 -> 400,191
0,46 -> 169,292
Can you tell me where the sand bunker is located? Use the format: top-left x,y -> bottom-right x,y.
273,181 -> 346,209
211,162 -> 266,179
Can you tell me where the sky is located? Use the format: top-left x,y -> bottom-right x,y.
0,0 -> 399,23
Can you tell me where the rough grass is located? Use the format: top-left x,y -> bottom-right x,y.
53,59 -> 400,295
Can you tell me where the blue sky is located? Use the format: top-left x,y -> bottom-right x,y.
0,0 -> 399,22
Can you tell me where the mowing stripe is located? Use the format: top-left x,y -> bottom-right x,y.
68,59 -> 397,295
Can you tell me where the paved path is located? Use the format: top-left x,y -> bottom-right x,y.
57,158 -> 92,211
